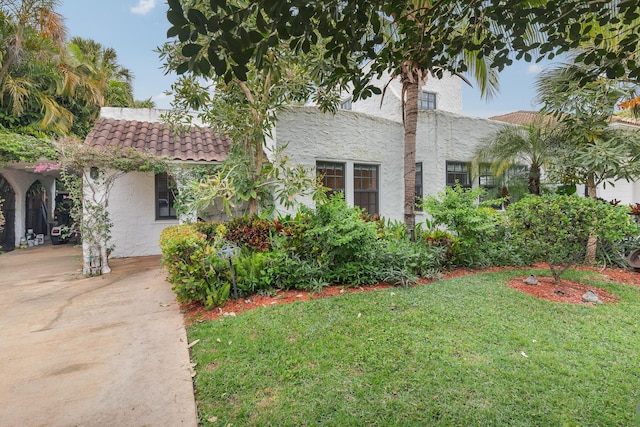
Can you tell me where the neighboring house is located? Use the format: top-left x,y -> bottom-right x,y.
489,110 -> 640,205
83,108 -> 230,258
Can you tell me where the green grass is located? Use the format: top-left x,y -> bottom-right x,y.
188,269 -> 640,426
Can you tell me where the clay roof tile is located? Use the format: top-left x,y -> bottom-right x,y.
85,117 -> 230,162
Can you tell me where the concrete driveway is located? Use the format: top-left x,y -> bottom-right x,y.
0,244 -> 197,427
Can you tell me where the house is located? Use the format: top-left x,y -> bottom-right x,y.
489,110 -> 640,205
83,108 -> 231,260
87,74 -> 506,259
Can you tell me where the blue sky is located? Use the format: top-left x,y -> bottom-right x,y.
59,0 -> 551,118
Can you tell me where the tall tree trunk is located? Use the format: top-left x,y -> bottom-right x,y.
585,175 -> 598,265
528,164 -> 541,195
248,136 -> 266,215
402,73 -> 418,238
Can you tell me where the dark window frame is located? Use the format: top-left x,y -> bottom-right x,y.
155,173 -> 177,220
446,161 -> 471,188
478,163 -> 498,190
418,91 -> 437,110
317,161 -> 346,198
353,163 -> 379,215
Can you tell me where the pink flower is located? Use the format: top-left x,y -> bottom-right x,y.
34,163 -> 61,173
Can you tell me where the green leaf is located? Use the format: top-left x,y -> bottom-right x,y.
167,0 -> 184,14
167,10 -> 188,26
187,8 -> 208,35
176,62 -> 190,75
182,43 -> 203,58
166,25 -> 181,39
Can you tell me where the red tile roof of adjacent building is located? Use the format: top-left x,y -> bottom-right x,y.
609,115 -> 640,127
85,117 -> 231,162
489,110 -> 556,126
490,110 -> 640,128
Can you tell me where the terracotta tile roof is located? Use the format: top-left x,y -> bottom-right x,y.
610,115 -> 640,127
489,110 -> 556,126
491,110 -> 640,129
85,117 -> 231,162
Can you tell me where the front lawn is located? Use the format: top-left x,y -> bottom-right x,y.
188,269 -> 640,426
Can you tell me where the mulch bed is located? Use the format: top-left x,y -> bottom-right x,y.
181,264 -> 640,325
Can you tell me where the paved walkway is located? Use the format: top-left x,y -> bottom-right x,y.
0,244 -> 197,427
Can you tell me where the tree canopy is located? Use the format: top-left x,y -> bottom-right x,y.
166,0 -> 640,101
0,0 -> 153,139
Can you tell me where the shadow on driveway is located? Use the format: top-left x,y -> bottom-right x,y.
0,244 -> 197,427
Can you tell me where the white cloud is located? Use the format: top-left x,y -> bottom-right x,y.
527,64 -> 541,74
130,0 -> 158,15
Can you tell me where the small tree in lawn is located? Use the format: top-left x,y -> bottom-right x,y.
507,195 -> 631,284
536,63 -> 640,264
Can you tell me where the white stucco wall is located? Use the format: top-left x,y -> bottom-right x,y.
275,107 -> 504,222
99,107 -> 206,126
0,166 -> 56,247
274,107 -> 405,220
417,111 -> 505,195
102,172 -> 178,258
350,71 -> 463,122
590,179 -> 638,206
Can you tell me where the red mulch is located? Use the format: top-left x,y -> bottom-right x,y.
181,264 -> 640,325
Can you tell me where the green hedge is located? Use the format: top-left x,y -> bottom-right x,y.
160,224 -> 231,309
159,197 -> 448,308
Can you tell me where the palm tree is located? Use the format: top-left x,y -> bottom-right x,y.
388,2 -> 504,232
67,37 -> 136,107
473,116 -> 555,197
0,0 -> 76,132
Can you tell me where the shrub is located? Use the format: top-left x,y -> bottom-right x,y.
160,225 -> 231,308
264,249 -> 329,291
225,216 -> 278,251
596,202 -> 640,268
192,221 -> 226,240
421,185 -> 510,267
506,194 -> 619,283
301,196 -> 380,286
233,251 -> 273,295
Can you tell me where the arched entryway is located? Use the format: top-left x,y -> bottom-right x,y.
0,174 -> 16,250
25,180 -> 48,237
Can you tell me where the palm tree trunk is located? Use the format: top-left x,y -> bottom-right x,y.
528,164 -> 541,195
403,76 -> 418,238
585,175 -> 598,265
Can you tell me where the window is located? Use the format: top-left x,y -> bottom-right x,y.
415,162 -> 423,210
354,164 -> 379,215
418,91 -> 436,110
317,161 -> 345,197
446,161 -> 471,188
155,173 -> 176,220
479,164 -> 497,190
339,98 -> 352,110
